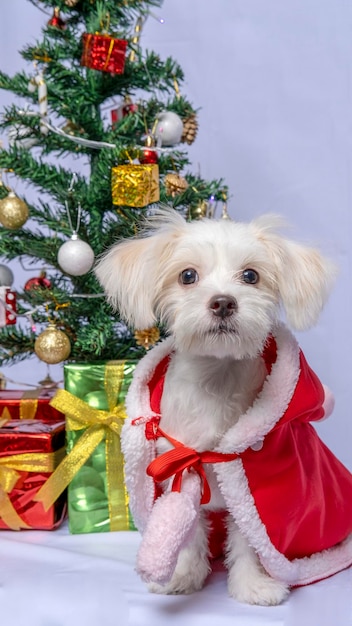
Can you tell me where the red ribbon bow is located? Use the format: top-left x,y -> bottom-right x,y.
146,424 -> 239,505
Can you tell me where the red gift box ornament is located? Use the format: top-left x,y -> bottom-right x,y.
81,32 -> 127,75
0,287 -> 16,326
111,96 -> 138,128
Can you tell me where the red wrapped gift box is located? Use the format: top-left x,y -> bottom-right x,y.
0,418 -> 67,530
0,389 -> 64,422
81,33 -> 127,74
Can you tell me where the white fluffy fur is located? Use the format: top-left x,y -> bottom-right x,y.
95,209 -> 336,605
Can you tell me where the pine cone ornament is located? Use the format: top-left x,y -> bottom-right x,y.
164,173 -> 189,197
134,327 -> 160,350
181,114 -> 199,145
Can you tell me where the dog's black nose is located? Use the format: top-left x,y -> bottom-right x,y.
209,295 -> 237,318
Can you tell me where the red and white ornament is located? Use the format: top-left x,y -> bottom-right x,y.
111,97 -> 138,128
0,287 -> 16,327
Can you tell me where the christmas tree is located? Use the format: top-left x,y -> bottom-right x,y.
0,0 -> 228,377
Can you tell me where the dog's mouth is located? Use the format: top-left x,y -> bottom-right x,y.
207,323 -> 238,336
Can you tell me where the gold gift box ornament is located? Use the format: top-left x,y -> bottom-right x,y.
111,164 -> 160,208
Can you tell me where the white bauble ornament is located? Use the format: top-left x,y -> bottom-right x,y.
57,234 -> 95,276
0,264 -> 14,287
154,111 -> 184,146
8,124 -> 38,149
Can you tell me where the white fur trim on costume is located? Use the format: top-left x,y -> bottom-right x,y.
122,336 -> 175,532
215,323 -> 300,454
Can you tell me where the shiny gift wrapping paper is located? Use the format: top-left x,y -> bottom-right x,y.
63,361 -> 137,534
0,389 -> 64,422
0,418 -> 66,530
111,164 -> 160,207
80,33 -> 127,74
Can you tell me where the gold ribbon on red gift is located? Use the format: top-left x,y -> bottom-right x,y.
0,389 -> 40,421
18,390 -> 39,420
81,32 -> 92,67
102,37 -> 115,72
34,362 -> 131,531
0,448 -> 65,530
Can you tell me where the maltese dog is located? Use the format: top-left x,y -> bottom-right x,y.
95,209 -> 352,606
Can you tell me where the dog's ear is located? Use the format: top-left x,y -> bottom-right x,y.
94,235 -> 159,328
252,216 -> 337,330
95,209 -> 187,328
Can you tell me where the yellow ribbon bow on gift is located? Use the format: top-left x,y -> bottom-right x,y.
35,362 -> 131,531
0,449 -> 64,530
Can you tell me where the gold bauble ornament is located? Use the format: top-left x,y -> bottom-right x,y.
34,324 -> 71,364
64,0 -> 80,6
134,327 -> 160,350
181,114 -> 199,145
0,191 -> 29,229
164,173 -> 189,197
188,200 -> 208,220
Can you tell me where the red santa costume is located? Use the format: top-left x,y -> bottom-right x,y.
121,322 -> 352,587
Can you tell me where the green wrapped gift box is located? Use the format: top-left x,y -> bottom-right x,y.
62,361 -> 137,534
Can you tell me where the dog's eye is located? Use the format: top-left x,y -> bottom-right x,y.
242,269 -> 259,284
179,268 -> 199,285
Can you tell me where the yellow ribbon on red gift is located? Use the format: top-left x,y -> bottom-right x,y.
0,448 -> 65,530
0,389 -> 40,421
34,362 -> 130,531
102,37 -> 115,72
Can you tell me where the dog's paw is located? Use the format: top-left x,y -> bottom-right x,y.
147,544 -> 210,596
148,572 -> 203,596
228,567 -> 289,606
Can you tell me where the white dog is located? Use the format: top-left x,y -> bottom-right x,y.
95,209 -> 352,606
